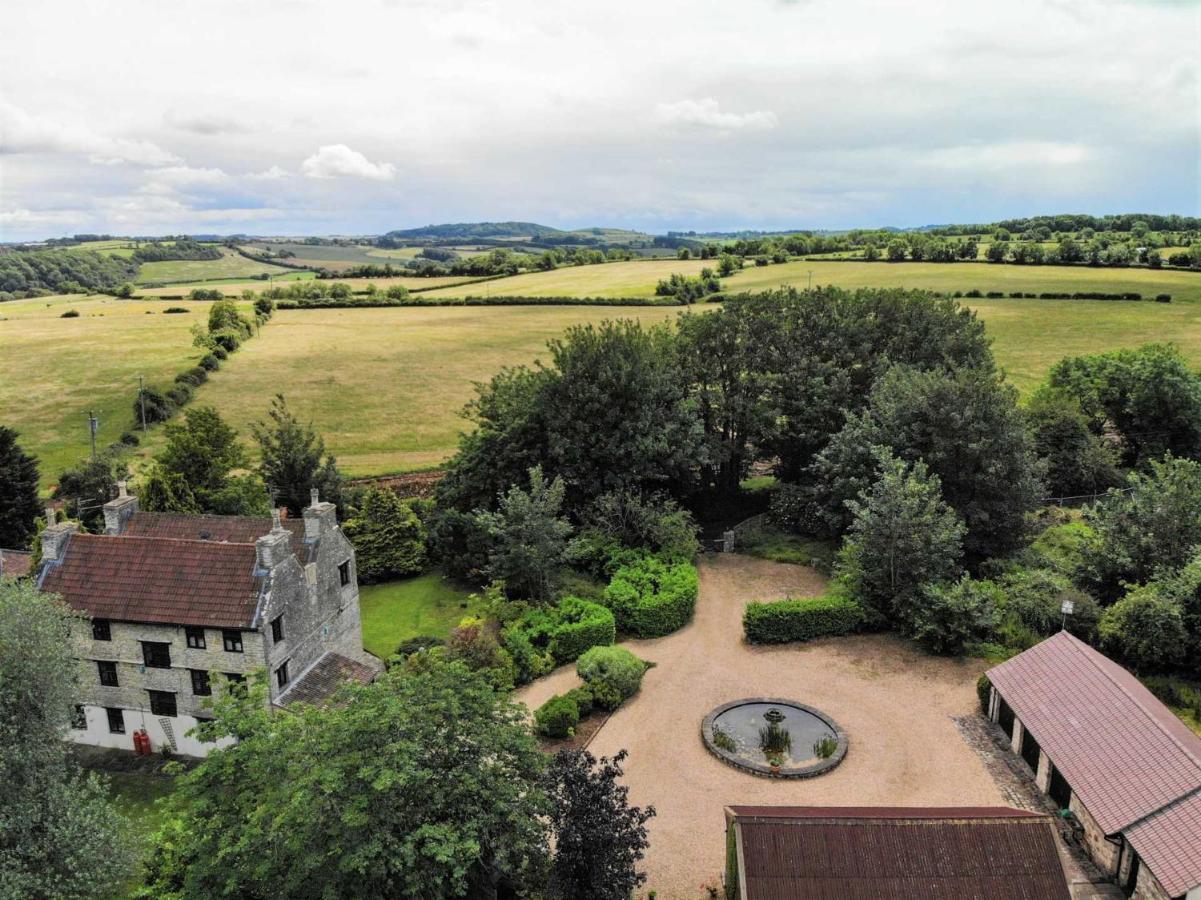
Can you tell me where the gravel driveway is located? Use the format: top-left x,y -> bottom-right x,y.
516,554 -> 1005,898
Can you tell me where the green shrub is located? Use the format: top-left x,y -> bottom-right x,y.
60,309 -> 80,318
576,645 -> 648,707
602,555 -> 698,638
135,386 -> 175,425
911,576 -> 1002,655
502,624 -> 555,685
211,345 -> 228,360
199,354 -> 220,371
395,635 -> 443,657
174,366 -> 208,387
534,693 -> 580,738
162,306 -> 189,314
563,684 -> 595,717
117,431 -> 140,447
548,597 -> 616,664
166,383 -> 193,407
210,329 -> 241,352
976,673 -> 992,713
742,593 -> 864,644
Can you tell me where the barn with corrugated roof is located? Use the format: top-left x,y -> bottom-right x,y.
986,631 -> 1201,900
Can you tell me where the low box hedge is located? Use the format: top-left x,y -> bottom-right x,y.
534,693 -> 580,738
603,555 -> 698,638
742,593 -> 865,644
548,597 -> 616,665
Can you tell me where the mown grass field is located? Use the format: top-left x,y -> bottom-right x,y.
418,258 -> 710,299
723,259 -> 1201,302
134,273 -> 484,298
6,260 -> 1201,484
0,294 -> 222,487
136,248 -> 292,284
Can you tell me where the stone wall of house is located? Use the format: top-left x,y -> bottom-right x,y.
1130,860 -> 1173,900
1070,793 -> 1120,875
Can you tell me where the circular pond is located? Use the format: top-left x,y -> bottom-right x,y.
701,698 -> 847,778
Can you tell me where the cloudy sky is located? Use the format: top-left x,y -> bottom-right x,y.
0,0 -> 1197,240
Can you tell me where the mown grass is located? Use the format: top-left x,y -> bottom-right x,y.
136,248 -> 292,284
722,259 -> 1201,303
0,294 -> 222,488
358,574 -> 478,658
418,258 -> 711,299
134,274 -> 485,298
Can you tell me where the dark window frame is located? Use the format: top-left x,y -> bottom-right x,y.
185,626 -> 206,649
222,630 -> 243,653
97,659 -> 119,687
338,560 -> 351,586
190,668 -> 212,697
224,672 -> 247,696
147,690 -> 177,717
92,619 -> 111,641
141,641 -> 172,669
106,707 -> 125,734
275,661 -> 289,689
271,615 -> 284,644
71,704 -> 87,730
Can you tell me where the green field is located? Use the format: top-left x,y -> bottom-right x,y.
134,273 -> 484,298
723,259 -> 1201,302
243,242 -> 397,271
136,248 -> 293,285
419,258 -> 710,299
0,294 -> 223,487
359,574 -> 478,658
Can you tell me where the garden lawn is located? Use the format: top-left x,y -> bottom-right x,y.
358,574 -> 478,659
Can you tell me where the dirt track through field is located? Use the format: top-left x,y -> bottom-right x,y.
516,554 -> 1004,898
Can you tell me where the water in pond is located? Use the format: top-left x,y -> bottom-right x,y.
710,702 -> 836,768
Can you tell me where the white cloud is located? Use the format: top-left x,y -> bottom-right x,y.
300,144 -> 396,180
654,98 -> 778,131
248,165 -> 290,180
923,141 -> 1093,171
0,98 -> 180,166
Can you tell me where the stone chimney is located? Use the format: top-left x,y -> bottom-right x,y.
255,509 -> 292,571
40,505 -> 79,563
303,488 -> 338,542
103,480 -> 139,535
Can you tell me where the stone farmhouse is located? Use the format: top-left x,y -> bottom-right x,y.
722,805 -> 1072,899
34,484 -> 381,757
987,631 -> 1201,900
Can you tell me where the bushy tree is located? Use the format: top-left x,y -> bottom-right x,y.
1098,584 -> 1188,673
251,394 -> 344,516
0,426 -> 41,549
477,466 -> 573,603
545,750 -> 655,900
1024,386 -> 1120,498
569,490 -> 698,577
53,452 -> 122,532
1082,456 -> 1201,600
813,365 -> 1041,561
1048,344 -> 1201,467
342,487 -> 427,583
142,406 -> 269,516
912,575 -> 1002,654
838,452 -> 967,626
140,661 -> 549,899
1,580 -> 135,898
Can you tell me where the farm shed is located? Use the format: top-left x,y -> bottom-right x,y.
987,631 -> 1201,900
722,805 -> 1071,899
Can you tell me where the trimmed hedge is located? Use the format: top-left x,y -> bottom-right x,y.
276,294 -> 689,310
548,597 -> 616,664
742,594 -> 865,644
602,555 -> 698,638
576,645 -> 649,708
534,693 -> 579,738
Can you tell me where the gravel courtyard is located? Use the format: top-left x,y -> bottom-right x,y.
516,554 -> 1005,898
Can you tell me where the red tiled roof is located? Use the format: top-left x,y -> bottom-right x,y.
987,632 -> 1201,836
1123,789 -> 1201,897
0,549 -> 33,578
727,806 -> 1070,900
727,806 -> 1040,820
121,511 -> 306,554
40,533 -> 264,628
276,652 -> 377,707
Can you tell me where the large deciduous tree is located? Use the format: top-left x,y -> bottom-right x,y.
1048,344 -> 1201,467
812,365 -> 1041,562
140,661 -> 550,900
477,466 -> 573,603
0,580 -> 135,898
1024,386 -> 1120,498
838,451 -> 967,627
0,426 -> 40,549
545,749 -> 655,900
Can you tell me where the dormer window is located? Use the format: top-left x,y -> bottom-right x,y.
92,619 -> 111,641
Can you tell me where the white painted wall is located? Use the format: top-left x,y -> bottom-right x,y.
66,704 -> 230,758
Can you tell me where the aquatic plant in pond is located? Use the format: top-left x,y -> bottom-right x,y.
702,698 -> 847,778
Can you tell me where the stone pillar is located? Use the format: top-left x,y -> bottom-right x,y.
1011,717 -> 1024,755
1035,750 -> 1052,793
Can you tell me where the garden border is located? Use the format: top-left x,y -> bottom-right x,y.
701,697 -> 848,779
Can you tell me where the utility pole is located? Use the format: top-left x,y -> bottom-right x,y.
87,410 -> 99,459
138,375 -> 147,432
